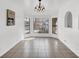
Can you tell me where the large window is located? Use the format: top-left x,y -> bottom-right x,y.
33,18 -> 49,33
24,18 -> 30,34
65,11 -> 72,28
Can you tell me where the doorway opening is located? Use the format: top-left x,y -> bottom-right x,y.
52,18 -> 57,34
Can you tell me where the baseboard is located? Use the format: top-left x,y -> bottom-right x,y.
0,40 -> 21,57
59,39 -> 79,57
24,34 -> 58,39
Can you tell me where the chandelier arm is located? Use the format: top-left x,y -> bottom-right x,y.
34,0 -> 45,12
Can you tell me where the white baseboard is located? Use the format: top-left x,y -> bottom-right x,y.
0,40 -> 21,57
59,39 -> 79,57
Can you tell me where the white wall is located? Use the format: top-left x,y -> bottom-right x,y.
24,0 -> 69,17
24,0 -> 70,38
0,0 -> 24,57
24,0 -> 71,38
58,0 -> 79,57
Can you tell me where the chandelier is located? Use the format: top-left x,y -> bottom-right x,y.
34,0 -> 45,13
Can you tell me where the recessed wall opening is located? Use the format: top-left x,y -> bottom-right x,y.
65,11 -> 72,28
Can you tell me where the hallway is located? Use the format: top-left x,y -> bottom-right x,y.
1,37 -> 78,58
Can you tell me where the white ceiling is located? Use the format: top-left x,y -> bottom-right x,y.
24,0 -> 69,17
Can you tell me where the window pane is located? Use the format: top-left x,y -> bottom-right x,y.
33,18 -> 49,33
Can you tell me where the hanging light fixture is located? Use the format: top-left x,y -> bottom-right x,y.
34,0 -> 45,13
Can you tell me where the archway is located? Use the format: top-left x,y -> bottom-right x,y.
65,11 -> 72,28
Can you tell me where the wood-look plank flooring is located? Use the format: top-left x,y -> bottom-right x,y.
1,37 -> 78,58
